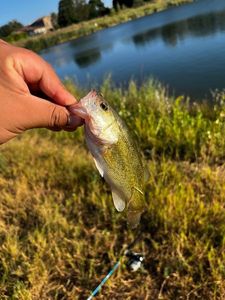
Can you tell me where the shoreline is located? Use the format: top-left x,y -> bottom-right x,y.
14,0 -> 193,52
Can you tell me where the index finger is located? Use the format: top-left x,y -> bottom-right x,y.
12,47 -> 77,106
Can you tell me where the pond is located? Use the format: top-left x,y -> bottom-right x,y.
40,0 -> 225,101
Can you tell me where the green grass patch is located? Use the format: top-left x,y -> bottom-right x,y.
1,79 -> 225,299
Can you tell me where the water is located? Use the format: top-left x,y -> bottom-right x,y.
40,0 -> 225,100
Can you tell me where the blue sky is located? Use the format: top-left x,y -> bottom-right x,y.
0,0 -> 112,26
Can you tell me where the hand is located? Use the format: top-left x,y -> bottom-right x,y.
0,40 -> 83,144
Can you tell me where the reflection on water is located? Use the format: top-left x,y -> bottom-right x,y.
74,48 -> 101,68
132,9 -> 225,47
41,0 -> 225,100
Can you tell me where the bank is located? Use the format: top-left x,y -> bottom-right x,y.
14,0 -> 193,52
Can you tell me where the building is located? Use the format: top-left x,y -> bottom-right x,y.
19,16 -> 54,36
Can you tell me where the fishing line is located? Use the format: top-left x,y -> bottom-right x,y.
86,260 -> 121,300
86,230 -> 144,299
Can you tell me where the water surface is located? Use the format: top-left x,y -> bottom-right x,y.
41,0 -> 225,100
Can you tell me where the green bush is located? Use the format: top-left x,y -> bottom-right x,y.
5,32 -> 28,43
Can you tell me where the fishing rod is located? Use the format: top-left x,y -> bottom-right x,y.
86,230 -> 144,300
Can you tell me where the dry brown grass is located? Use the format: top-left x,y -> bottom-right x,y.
1,80 -> 225,299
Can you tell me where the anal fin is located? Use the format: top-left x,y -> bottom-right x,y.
112,190 -> 125,212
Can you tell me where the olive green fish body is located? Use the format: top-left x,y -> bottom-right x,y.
71,90 -> 147,227
101,114 -> 145,225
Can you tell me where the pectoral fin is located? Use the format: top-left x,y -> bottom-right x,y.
112,190 -> 125,212
93,157 -> 104,177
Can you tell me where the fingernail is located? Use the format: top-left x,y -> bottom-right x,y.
66,114 -> 84,129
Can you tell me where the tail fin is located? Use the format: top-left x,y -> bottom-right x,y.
127,210 -> 142,229
127,187 -> 145,228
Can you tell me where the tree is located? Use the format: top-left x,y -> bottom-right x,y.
0,20 -> 23,38
74,0 -> 89,22
58,0 -> 89,27
51,12 -> 58,29
113,0 -> 122,11
88,0 -> 109,19
113,0 -> 133,11
58,0 -> 76,27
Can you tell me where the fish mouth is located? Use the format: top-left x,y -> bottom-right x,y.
68,102 -> 88,120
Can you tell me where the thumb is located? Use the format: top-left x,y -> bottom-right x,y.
22,94 -> 71,130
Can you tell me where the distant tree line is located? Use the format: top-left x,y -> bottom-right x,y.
57,0 -> 153,27
113,0 -> 152,10
0,20 -> 23,38
0,0 -> 154,39
57,0 -> 110,27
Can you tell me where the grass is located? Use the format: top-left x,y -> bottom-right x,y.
1,79 -> 225,299
14,0 -> 194,52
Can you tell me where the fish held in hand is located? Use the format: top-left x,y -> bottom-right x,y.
70,90 -> 148,228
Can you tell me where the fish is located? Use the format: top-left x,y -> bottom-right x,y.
70,90 -> 148,228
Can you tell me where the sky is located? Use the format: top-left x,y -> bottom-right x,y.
0,0 -> 112,26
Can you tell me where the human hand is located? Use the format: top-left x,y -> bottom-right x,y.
0,40 -> 82,144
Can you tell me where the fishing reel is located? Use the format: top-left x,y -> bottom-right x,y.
87,235 -> 145,299
124,250 -> 144,272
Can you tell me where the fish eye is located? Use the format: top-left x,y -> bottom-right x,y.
100,102 -> 108,111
